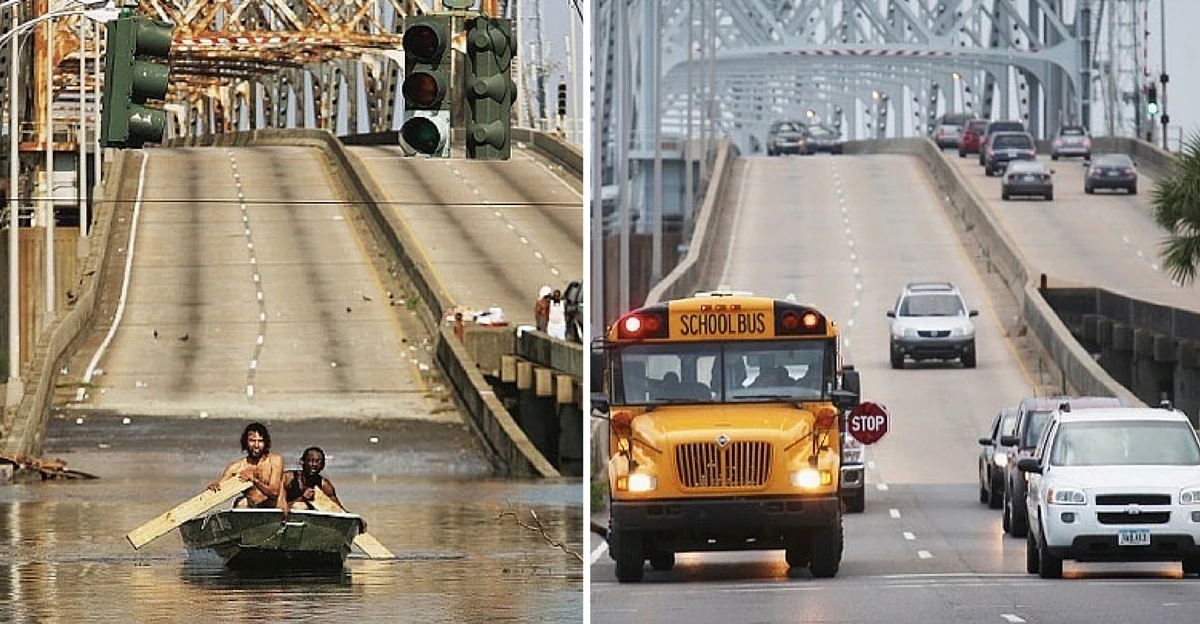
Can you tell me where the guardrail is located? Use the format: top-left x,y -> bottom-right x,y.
844,137 -> 1141,406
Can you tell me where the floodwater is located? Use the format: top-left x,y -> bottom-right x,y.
0,414 -> 583,623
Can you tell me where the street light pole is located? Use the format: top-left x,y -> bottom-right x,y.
45,17 -> 56,316
7,2 -> 23,402
78,13 -> 87,239
1159,0 -> 1169,151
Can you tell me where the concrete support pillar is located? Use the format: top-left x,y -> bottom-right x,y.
1103,323 -> 1134,388
557,403 -> 583,477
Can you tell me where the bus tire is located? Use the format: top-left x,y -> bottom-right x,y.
649,549 -> 675,571
808,517 -> 843,578
785,532 -> 812,568
613,530 -> 645,583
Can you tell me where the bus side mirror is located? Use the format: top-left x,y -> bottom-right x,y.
840,367 -> 861,397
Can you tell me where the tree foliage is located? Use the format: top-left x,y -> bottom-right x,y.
1151,132 -> 1200,285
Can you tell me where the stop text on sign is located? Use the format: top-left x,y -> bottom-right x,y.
847,401 -> 889,445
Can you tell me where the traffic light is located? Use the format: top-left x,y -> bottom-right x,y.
100,14 -> 175,148
1147,84 -> 1160,116
465,16 -> 516,160
400,15 -> 452,157
557,82 -> 568,118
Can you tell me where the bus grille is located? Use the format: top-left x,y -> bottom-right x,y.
675,441 -> 772,489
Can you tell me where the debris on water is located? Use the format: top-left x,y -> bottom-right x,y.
98,443 -> 110,449
199,411 -> 209,419
369,436 -> 380,444
75,417 -> 84,425
331,361 -> 338,368
122,417 -> 131,425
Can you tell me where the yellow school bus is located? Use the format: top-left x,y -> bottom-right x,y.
597,291 -> 861,582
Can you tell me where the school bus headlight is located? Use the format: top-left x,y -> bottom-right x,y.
628,473 -> 658,492
790,468 -> 822,489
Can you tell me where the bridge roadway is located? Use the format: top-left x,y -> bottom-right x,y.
346,144 -> 583,325
590,152 -> 1199,623
63,146 -> 440,421
945,151 -> 1200,309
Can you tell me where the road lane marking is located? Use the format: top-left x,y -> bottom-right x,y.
590,541 -> 608,565
903,532 -> 915,540
77,152 -> 150,401
890,508 -> 901,519
917,550 -> 933,559
876,483 -> 890,491
1000,615 -> 1026,623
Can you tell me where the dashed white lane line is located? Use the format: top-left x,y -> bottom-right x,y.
890,508 -> 901,519
1001,615 -> 1026,623
591,542 -> 608,565
903,532 -> 916,540
876,483 -> 890,491
917,550 -> 934,559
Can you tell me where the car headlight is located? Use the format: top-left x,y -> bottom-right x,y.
1180,487 -> 1200,504
628,473 -> 657,493
950,324 -> 976,338
992,453 -> 1008,467
892,325 -> 917,338
1047,486 -> 1086,505
790,468 -> 830,489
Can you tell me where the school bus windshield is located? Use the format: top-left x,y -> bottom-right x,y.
613,339 -> 834,405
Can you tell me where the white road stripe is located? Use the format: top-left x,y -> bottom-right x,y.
903,532 -> 915,540
889,508 -> 901,519
590,541 -> 608,565
1000,615 -> 1026,623
917,550 -> 934,559
877,483 -> 890,491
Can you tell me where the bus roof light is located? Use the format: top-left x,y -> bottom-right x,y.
802,312 -> 820,329
623,316 -> 642,334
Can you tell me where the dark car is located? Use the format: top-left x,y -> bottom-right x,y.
766,121 -> 810,156
978,120 -> 1026,165
984,131 -> 1036,177
1001,161 -> 1054,201
978,406 -> 1018,509
958,119 -> 988,157
1051,125 -> 1091,160
1084,153 -> 1138,195
999,395 -> 1123,537
806,124 -> 844,154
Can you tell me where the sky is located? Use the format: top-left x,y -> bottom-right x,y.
1146,0 -> 1199,150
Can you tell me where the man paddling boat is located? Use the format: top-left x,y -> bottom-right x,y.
206,422 -> 283,509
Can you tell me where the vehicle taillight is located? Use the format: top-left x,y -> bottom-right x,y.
1123,168 -> 1134,175
1082,138 -> 1092,148
616,311 -> 669,339
1053,139 -> 1062,147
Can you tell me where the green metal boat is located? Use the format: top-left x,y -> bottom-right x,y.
179,508 -> 362,570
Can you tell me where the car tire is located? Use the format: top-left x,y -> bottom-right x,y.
987,474 -> 1003,509
1037,521 -> 1063,579
1045,191 -> 1053,201
845,487 -> 865,514
1130,184 -> 1138,195
961,345 -> 976,369
613,530 -> 645,583
1183,556 -> 1200,576
649,549 -> 675,571
979,468 -> 989,504
890,348 -> 904,370
808,518 -> 843,578
1026,526 -> 1040,574
1010,492 -> 1029,538
1002,486 -> 1014,535
1051,154 -> 1059,161
959,150 -> 966,158
1002,190 -> 1010,200
1085,184 -> 1094,194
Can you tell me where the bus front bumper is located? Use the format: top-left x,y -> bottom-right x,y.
611,495 -> 840,534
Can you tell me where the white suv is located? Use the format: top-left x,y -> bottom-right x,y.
1019,406 -> 1200,579
886,282 -> 978,369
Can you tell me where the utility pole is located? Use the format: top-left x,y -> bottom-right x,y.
1159,0 -> 1169,151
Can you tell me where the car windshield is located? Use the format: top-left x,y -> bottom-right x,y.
1060,127 -> 1086,136
614,340 -> 834,405
810,126 -> 838,139
773,122 -> 804,133
1049,420 -> 1200,466
898,293 -> 965,317
1007,162 -> 1043,174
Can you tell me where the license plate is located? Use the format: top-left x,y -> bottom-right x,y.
1118,529 -> 1150,546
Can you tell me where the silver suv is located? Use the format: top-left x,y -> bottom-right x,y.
887,282 -> 978,369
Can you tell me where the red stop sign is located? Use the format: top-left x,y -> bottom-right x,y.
848,402 -> 889,445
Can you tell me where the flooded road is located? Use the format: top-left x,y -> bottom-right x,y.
1,414 -> 583,622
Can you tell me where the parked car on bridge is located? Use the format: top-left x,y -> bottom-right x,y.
958,119 -> 989,157
1084,153 -> 1138,195
1051,125 -> 1092,160
766,121 -> 810,156
886,282 -> 978,369
806,124 -> 845,154
1019,406 -> 1200,579
978,406 -> 1018,509
1000,395 -> 1124,538
1001,161 -> 1055,201
979,120 -> 1027,166
984,131 -> 1037,177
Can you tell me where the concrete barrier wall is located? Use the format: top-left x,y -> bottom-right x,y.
844,137 -> 1141,406
644,140 -> 738,305
2,150 -> 136,457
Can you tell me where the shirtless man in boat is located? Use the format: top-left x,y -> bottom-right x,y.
277,446 -> 365,530
207,422 -> 283,508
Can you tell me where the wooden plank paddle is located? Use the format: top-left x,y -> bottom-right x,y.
126,476 -> 252,549
311,488 -> 395,559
